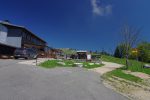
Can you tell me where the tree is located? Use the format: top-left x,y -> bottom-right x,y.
114,46 -> 121,58
114,44 -> 126,58
138,42 -> 150,63
61,48 -> 76,59
120,24 -> 141,68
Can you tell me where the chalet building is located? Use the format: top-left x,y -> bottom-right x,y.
76,50 -> 87,59
0,21 -> 47,57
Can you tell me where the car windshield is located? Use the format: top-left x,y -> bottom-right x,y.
15,49 -> 26,53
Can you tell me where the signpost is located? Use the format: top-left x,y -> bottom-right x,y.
36,54 -> 39,66
131,48 -> 138,61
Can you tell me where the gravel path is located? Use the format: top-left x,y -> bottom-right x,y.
91,61 -> 123,75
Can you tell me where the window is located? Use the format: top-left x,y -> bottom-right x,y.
22,32 -> 25,38
27,35 -> 30,40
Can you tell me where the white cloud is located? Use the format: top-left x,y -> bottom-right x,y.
91,0 -> 112,16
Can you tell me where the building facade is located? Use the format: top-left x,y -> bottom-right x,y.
0,21 -> 47,57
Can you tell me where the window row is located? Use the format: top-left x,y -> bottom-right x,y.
22,32 -> 45,45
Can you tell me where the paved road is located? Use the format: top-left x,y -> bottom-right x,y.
0,59 -> 128,100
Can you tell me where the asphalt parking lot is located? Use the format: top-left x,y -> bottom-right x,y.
0,59 -> 128,100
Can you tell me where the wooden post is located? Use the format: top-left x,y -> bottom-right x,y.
36,55 -> 38,66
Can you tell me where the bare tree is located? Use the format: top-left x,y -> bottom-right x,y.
120,24 -> 141,69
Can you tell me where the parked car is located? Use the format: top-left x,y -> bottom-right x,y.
14,48 -> 38,59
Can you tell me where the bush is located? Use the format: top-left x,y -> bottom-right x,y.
138,42 -> 150,63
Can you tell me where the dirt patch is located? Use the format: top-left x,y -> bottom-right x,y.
102,76 -> 150,100
132,90 -> 150,100
123,70 -> 150,79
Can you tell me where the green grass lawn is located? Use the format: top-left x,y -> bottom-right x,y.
39,60 -> 62,68
101,55 -> 150,83
39,60 -> 76,68
106,69 -> 142,83
102,55 -> 150,75
101,55 -> 126,65
63,60 -> 76,67
39,60 -> 103,69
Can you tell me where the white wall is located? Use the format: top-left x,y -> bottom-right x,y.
0,24 -> 22,48
6,37 -> 22,48
0,24 -> 8,44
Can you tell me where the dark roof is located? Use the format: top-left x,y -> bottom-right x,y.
0,21 -> 46,43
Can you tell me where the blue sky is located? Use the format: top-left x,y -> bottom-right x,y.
0,0 -> 150,52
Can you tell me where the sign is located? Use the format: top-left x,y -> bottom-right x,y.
87,54 -> 91,60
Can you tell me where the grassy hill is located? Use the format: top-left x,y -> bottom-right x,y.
101,55 -> 150,75
101,55 -> 150,83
